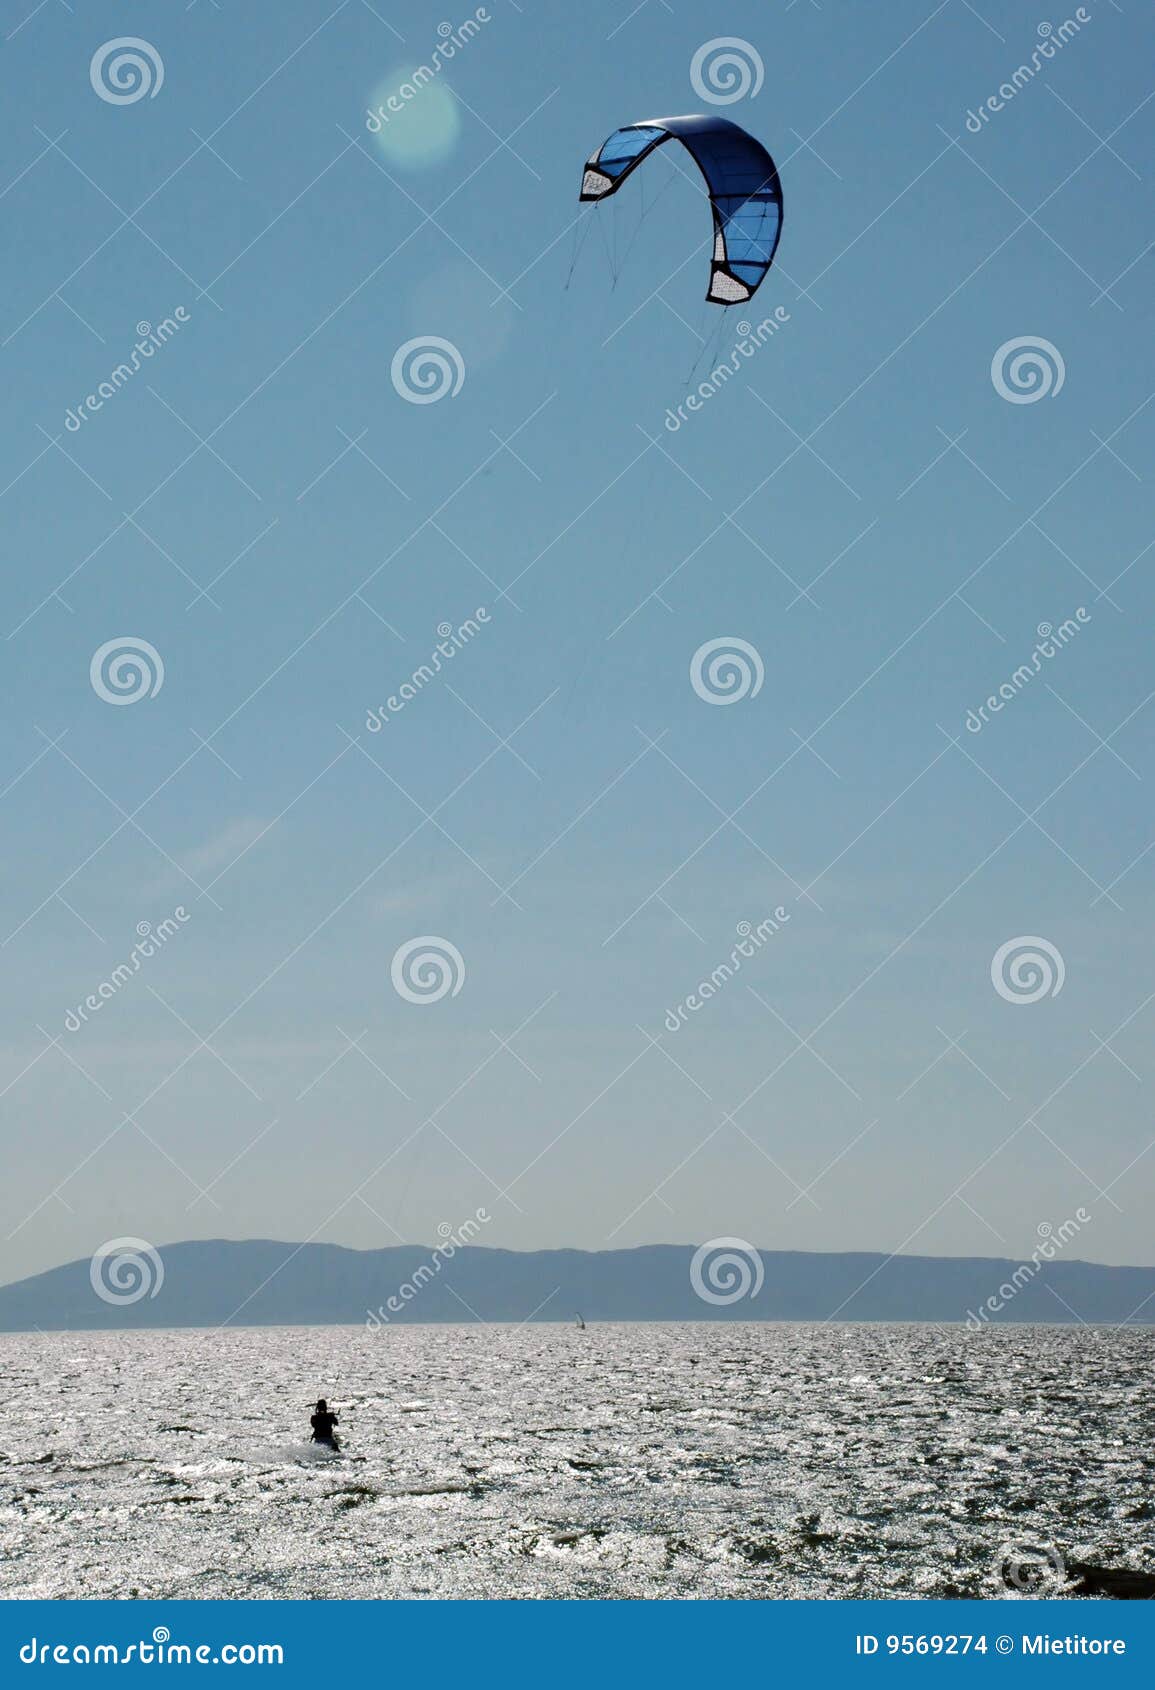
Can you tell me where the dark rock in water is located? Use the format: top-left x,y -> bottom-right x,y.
1068,1562 -> 1155,1599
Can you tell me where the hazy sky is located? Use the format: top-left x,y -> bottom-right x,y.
1,0 -> 1152,1286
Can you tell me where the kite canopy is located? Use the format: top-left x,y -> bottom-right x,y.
579,113 -> 783,305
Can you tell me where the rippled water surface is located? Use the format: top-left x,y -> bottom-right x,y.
2,1322 -> 1152,1599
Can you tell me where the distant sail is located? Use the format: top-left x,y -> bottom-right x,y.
575,1312 -> 586,1330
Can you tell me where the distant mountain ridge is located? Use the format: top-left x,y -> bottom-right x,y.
0,1240 -> 1152,1332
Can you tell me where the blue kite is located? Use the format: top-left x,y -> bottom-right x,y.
579,113 -> 783,305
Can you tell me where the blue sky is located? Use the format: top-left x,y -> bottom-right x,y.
1,0 -> 1153,1285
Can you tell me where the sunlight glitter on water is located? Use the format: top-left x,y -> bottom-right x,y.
1,1322 -> 1152,1599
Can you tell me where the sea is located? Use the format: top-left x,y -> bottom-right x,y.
1,1321 -> 1152,1600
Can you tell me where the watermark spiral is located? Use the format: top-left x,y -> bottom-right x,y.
690,637 -> 764,705
996,1540 -> 1067,1593
690,38 -> 764,105
991,336 -> 1065,404
90,39 -> 165,105
391,935 -> 465,1004
90,637 -> 164,705
89,1237 -> 164,1305
690,1237 -> 764,1305
990,936 -> 1065,1004
390,336 -> 465,404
